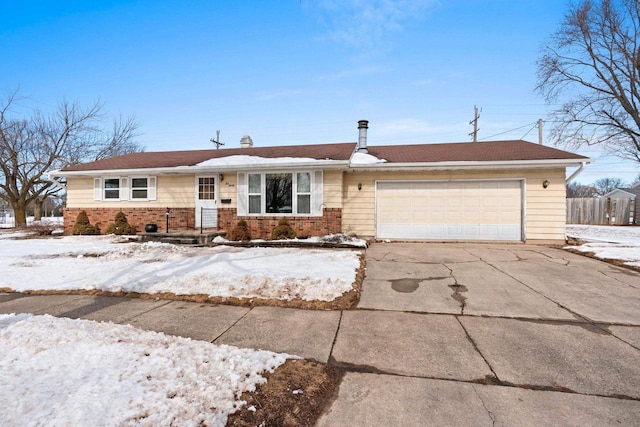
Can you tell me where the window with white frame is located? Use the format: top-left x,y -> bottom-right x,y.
131,177 -> 150,200
240,171 -> 321,216
94,176 -> 156,201
103,178 -> 121,200
248,174 -> 262,214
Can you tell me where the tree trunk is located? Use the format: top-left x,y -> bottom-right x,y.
34,198 -> 43,221
13,203 -> 27,227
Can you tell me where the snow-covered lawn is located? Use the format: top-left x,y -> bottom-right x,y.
0,234 -> 361,301
0,313 -> 290,426
566,225 -> 640,267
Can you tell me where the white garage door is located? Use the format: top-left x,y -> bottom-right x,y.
376,180 -> 523,241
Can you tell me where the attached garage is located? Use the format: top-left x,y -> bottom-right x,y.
376,180 -> 523,241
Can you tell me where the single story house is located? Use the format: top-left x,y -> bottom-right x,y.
49,121 -> 590,243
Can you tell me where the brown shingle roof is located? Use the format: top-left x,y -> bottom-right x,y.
61,142 -> 357,172
367,140 -> 588,163
59,140 -> 587,173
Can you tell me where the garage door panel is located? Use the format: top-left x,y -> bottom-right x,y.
376,180 -> 522,241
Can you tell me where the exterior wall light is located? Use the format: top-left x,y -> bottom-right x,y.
358,183 -> 362,191
542,179 -> 550,189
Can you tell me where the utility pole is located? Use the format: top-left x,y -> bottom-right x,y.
210,130 -> 225,149
537,119 -> 544,145
469,105 -> 480,142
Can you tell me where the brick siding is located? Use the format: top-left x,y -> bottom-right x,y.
63,207 -> 195,235
63,207 -> 342,238
218,208 -> 342,239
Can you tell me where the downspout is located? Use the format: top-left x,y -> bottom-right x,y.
566,162 -> 587,184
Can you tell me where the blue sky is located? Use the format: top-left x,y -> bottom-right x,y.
2,0 -> 638,185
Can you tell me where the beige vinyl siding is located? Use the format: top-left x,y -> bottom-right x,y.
342,168 -> 567,241
67,170 -> 342,211
323,170 -> 343,209
219,173 -> 237,208
66,175 -> 196,208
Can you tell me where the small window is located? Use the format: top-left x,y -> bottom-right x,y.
131,177 -> 149,199
248,174 -> 262,214
297,172 -> 311,214
104,178 -> 120,199
198,177 -> 215,200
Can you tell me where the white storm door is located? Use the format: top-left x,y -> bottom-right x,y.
195,175 -> 218,228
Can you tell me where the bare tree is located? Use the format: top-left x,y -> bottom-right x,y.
566,181 -> 598,197
536,0 -> 640,162
0,90 -> 143,226
592,177 -> 627,195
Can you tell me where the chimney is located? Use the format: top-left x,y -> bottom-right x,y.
240,135 -> 253,148
357,120 -> 368,153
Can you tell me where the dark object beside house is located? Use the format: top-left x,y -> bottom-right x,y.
145,223 -> 158,233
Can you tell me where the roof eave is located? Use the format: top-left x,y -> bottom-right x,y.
49,160 -> 351,178
347,158 -> 592,171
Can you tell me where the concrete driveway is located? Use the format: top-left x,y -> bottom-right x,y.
2,242 -> 640,425
319,242 -> 640,426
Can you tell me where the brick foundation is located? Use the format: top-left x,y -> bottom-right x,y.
218,208 -> 342,239
63,207 -> 342,238
63,207 -> 195,235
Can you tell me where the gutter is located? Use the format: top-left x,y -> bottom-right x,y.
48,160 -> 351,178
348,158 -> 591,172
565,161 -> 587,184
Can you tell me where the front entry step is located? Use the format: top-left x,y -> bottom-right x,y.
138,230 -> 227,245
161,237 -> 199,245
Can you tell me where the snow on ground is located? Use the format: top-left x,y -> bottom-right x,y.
0,216 -> 63,229
0,313 -> 291,427
0,235 -> 361,301
566,225 -> 640,267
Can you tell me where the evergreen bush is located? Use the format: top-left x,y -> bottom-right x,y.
271,217 -> 296,240
229,219 -> 252,241
71,210 -> 99,235
106,211 -> 134,235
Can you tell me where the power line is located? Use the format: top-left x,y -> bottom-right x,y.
479,121 -> 537,141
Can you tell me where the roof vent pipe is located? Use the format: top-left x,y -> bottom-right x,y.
357,120 -> 369,153
240,135 -> 253,148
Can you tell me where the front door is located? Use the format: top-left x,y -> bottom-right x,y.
195,175 -> 218,228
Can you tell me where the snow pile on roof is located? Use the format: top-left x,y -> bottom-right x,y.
566,225 -> 640,267
196,155 -> 321,167
350,151 -> 388,165
1,237 -> 361,301
0,314 -> 291,426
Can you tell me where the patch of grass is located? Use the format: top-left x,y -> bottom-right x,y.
12,251 -> 366,310
227,359 -> 344,427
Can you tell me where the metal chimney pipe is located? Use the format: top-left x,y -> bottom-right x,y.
357,120 -> 369,153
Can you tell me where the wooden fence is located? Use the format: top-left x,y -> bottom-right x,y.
567,197 -> 634,225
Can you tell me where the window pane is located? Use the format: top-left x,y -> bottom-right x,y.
249,195 -> 261,214
297,195 -> 311,214
266,173 -> 292,213
104,178 -> 119,199
297,172 -> 310,193
132,178 -> 147,188
105,190 -> 120,199
198,177 -> 215,200
248,174 -> 261,193
132,189 -> 148,199
104,178 -> 119,189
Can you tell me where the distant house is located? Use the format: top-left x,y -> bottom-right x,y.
0,201 -> 14,225
603,183 -> 640,224
602,188 -> 636,200
48,120 -> 590,243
